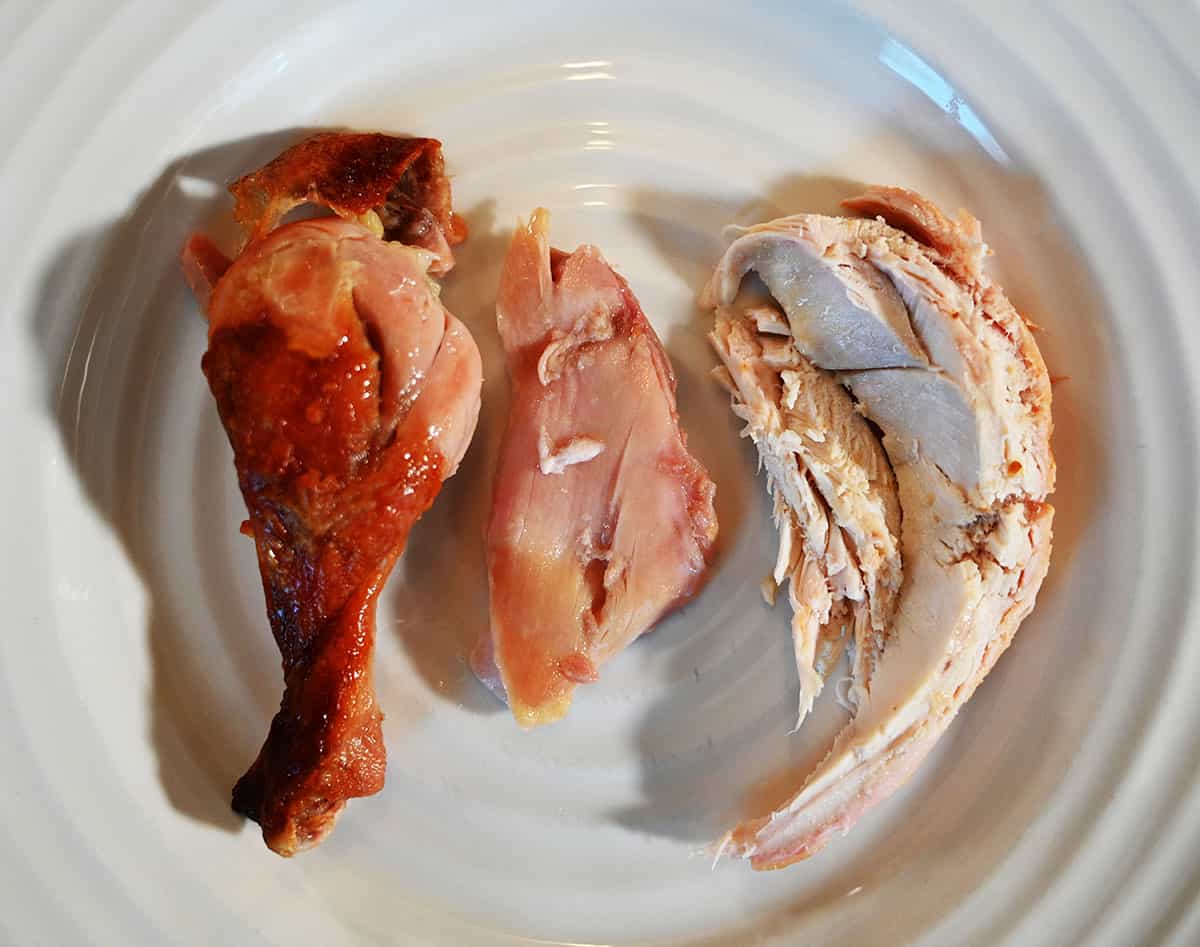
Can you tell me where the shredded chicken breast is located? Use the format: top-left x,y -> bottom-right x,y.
703,186 -> 1054,869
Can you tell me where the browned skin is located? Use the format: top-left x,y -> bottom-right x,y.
229,132 -> 468,267
182,133 -> 478,854
206,318 -> 447,854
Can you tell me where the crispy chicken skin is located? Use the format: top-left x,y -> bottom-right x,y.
227,132 -> 467,269
181,134 -> 481,855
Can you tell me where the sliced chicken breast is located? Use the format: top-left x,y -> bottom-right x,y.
710,304 -> 901,726
703,186 -> 1054,868
704,190 -> 1053,505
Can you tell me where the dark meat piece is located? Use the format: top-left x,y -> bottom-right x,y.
473,208 -> 718,726
181,134 -> 481,854
229,132 -> 467,272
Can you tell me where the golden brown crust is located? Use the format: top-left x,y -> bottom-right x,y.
202,225 -> 453,853
229,132 -> 466,271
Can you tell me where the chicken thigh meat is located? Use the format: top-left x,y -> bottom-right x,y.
475,209 -> 718,727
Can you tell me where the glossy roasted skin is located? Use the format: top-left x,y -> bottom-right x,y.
474,209 -> 718,726
228,131 -> 467,270
182,135 -> 481,855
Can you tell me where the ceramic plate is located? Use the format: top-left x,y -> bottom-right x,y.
3,1 -> 1199,944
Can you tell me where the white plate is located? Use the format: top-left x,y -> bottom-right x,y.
3,1 -> 1199,944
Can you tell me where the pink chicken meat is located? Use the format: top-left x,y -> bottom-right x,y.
473,209 -> 718,726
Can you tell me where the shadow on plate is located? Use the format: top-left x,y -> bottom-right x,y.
27,126 -> 517,833
30,128 -> 319,834
386,197 -> 507,714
